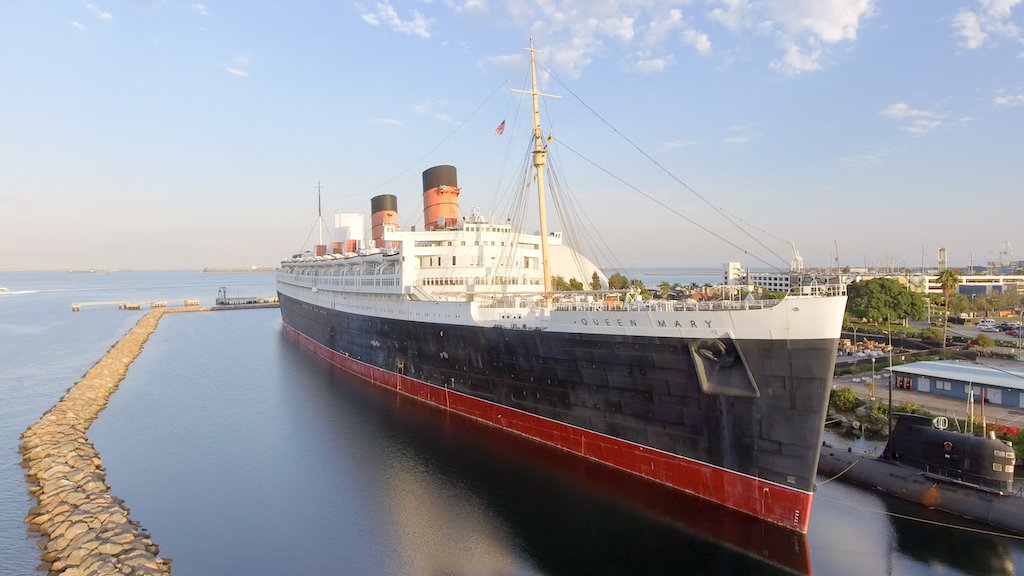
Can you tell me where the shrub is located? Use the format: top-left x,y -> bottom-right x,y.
975,334 -> 996,348
868,403 -> 889,424
921,327 -> 943,344
830,386 -> 858,411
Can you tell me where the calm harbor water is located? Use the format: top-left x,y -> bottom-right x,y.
3,271 -> 1024,575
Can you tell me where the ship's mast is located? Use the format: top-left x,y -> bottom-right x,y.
315,181 -> 325,246
512,37 -> 560,295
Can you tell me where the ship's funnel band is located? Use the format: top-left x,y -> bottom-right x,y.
422,165 -> 460,231
371,194 -> 399,249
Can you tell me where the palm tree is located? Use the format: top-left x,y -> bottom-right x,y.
937,268 -> 961,355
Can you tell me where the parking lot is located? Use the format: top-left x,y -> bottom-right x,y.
909,320 -> 1023,345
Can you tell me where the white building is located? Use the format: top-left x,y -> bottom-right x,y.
723,262 -> 794,292
723,262 -> 746,285
908,274 -> 1024,295
334,213 -> 365,249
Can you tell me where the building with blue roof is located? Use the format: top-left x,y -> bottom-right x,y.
887,361 -> 1024,407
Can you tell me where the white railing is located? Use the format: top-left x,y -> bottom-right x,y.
553,299 -> 786,313
787,283 -> 847,298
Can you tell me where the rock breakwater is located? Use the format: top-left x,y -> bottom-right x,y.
19,309 -> 187,576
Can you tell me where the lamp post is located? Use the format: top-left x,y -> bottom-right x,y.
871,357 -> 877,401
888,318 -> 894,434
1018,309 -> 1023,361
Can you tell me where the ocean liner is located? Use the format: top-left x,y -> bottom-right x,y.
276,40 -> 846,533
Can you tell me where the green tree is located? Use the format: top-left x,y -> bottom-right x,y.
568,277 -> 584,291
590,271 -> 602,291
975,334 -> 995,348
937,269 -> 961,354
659,281 -> 672,299
552,275 -> 569,291
608,273 -> 629,290
946,293 -> 972,316
846,278 -> 926,325
974,293 -> 997,318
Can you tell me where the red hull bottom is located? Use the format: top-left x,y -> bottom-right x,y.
284,324 -> 813,532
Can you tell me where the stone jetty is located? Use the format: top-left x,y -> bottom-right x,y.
18,309 -> 198,576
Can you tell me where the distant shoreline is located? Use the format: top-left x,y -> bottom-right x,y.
201,267 -> 276,274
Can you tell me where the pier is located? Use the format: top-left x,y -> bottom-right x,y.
72,294 -> 278,312
20,303 -> 273,575
20,311 -> 175,575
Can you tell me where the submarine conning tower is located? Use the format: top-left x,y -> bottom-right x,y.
371,194 -> 399,250
422,165 -> 460,231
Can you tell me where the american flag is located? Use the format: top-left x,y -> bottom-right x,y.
494,120 -> 505,135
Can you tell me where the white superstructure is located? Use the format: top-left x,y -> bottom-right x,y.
334,212 -> 365,248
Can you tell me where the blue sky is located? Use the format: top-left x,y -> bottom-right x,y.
1,0 -> 1022,271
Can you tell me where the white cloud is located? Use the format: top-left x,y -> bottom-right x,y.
708,0 -> 878,75
600,15 -> 636,42
881,103 -> 944,135
227,68 -> 248,77
372,118 -> 403,125
483,54 -> 525,70
953,10 -> 988,48
707,0 -> 754,31
723,124 -> 759,145
71,21 -> 86,32
646,9 -> 685,44
406,1 -> 872,77
85,4 -> 113,21
770,42 -> 823,75
635,56 -> 671,73
414,99 -> 455,122
839,149 -> 889,166
953,0 -> 1022,49
906,119 -> 942,135
664,140 -> 697,148
681,29 -> 712,55
192,4 -> 209,16
881,103 -> 934,118
359,3 -> 433,39
994,93 -> 1024,105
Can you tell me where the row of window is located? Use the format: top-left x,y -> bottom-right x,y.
317,278 -> 398,287
421,277 -> 541,286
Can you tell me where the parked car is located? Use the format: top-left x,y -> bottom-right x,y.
1001,321 -> 1022,331
979,325 -> 1000,332
1006,330 -> 1020,337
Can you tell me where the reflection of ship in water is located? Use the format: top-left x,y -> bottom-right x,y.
883,495 -> 1017,576
386,460 -> 521,575
343,365 -> 811,576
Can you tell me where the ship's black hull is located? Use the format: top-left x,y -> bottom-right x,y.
279,293 -> 838,530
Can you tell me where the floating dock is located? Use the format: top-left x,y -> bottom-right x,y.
72,291 -> 278,312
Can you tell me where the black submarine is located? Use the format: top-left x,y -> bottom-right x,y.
819,413 -> 1024,534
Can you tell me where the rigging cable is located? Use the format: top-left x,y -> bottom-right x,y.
539,63 -> 790,271
554,139 -> 783,271
328,76 -> 514,202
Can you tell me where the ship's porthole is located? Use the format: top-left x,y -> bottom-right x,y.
792,307 -> 800,312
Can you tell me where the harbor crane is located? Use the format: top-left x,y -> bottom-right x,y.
789,242 -> 804,272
